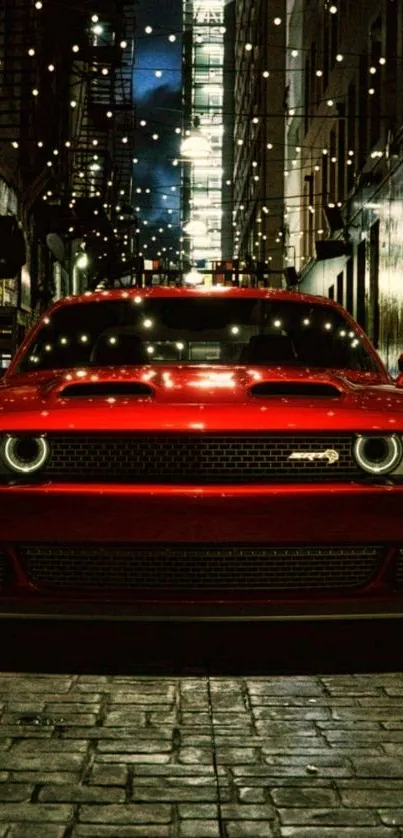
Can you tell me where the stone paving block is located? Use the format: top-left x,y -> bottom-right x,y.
220,804 -> 275,819
97,740 -> 172,754
382,743 -> 403,754
4,702 -> 46,713
0,739 -> 12,751
178,820 -> 220,836
180,713 -> 212,727
88,765 -> 128,785
61,727 -> 172,739
9,771 -> 80,784
0,803 -> 73,821
73,826 -> 170,837
246,682 -> 326,696
180,735 -> 213,747
78,803 -> 171,823
103,711 -> 148,726
109,692 -> 175,705
73,824 -> 171,838
8,827 -> 66,838
215,748 -> 259,764
238,787 -> 267,803
352,756 -> 403,776
132,765 -> 216,776
178,804 -> 218,818
279,830 -> 396,838
0,726 -> 54,738
0,782 -> 33,802
225,822 -> 273,837
11,738 -> 89,753
41,693 -> 102,703
253,708 -> 331,721
379,810 -> 403,825
44,703 -> 102,714
39,784 -> 126,803
0,753 -> 85,771
278,808 -> 379,825
0,678 -> 73,693
133,776 -> 216,788
178,748 -> 213,764
95,753 -> 171,764
131,785 -> 218,801
254,723 -> 319,737
271,787 -> 339,807
1,712 -> 98,726
338,787 -> 403,807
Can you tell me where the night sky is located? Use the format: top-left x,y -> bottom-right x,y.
134,0 -> 183,262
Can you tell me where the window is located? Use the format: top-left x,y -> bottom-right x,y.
346,258 -> 353,314
337,117 -> 345,203
337,271 -> 344,305
357,239 -> 366,330
347,82 -> 356,192
369,16 -> 382,148
18,298 -> 379,373
329,128 -> 336,204
358,54 -> 368,169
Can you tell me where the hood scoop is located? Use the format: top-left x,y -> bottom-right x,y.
249,381 -> 343,398
59,382 -> 154,398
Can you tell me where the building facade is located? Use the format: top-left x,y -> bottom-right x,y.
285,0 -> 403,374
182,0 -> 227,265
0,0 -> 136,363
233,0 -> 286,282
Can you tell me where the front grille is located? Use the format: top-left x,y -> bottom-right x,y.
41,433 -> 360,483
20,544 -> 383,592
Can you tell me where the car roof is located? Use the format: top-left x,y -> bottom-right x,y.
45,286 -> 343,313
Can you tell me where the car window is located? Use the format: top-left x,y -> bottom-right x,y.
17,298 -> 380,373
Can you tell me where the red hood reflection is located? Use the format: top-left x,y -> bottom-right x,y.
0,364 -> 402,433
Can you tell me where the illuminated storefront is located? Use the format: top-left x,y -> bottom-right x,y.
182,0 -> 225,265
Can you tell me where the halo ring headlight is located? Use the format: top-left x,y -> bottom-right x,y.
3,435 -> 49,474
354,434 -> 402,475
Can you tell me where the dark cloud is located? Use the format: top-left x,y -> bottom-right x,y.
134,1 -> 182,251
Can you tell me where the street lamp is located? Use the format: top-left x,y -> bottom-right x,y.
180,132 -> 211,160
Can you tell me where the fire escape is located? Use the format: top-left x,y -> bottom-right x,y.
0,0 -> 137,304
68,2 -> 137,283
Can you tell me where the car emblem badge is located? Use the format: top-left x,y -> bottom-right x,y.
288,449 -> 339,464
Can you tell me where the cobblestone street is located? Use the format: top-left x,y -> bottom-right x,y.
0,672 -> 402,835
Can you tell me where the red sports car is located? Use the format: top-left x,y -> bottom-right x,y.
1,286 -> 403,620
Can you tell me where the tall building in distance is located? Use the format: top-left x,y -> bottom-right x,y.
232,0 -> 286,282
182,0 -> 227,265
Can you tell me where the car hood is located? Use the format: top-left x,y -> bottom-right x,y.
0,366 -> 402,432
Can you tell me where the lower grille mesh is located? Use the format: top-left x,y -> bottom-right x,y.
20,544 -> 383,592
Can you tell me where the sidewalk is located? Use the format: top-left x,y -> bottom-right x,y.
0,672 -> 401,836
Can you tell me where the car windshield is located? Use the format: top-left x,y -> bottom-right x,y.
17,297 -> 379,373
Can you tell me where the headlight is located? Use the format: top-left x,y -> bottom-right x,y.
353,434 -> 402,475
1,435 -> 49,474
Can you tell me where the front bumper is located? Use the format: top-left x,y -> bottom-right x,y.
1,481 -> 403,542
0,481 -> 403,620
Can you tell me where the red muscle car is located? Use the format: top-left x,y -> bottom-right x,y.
1,286 -> 403,621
